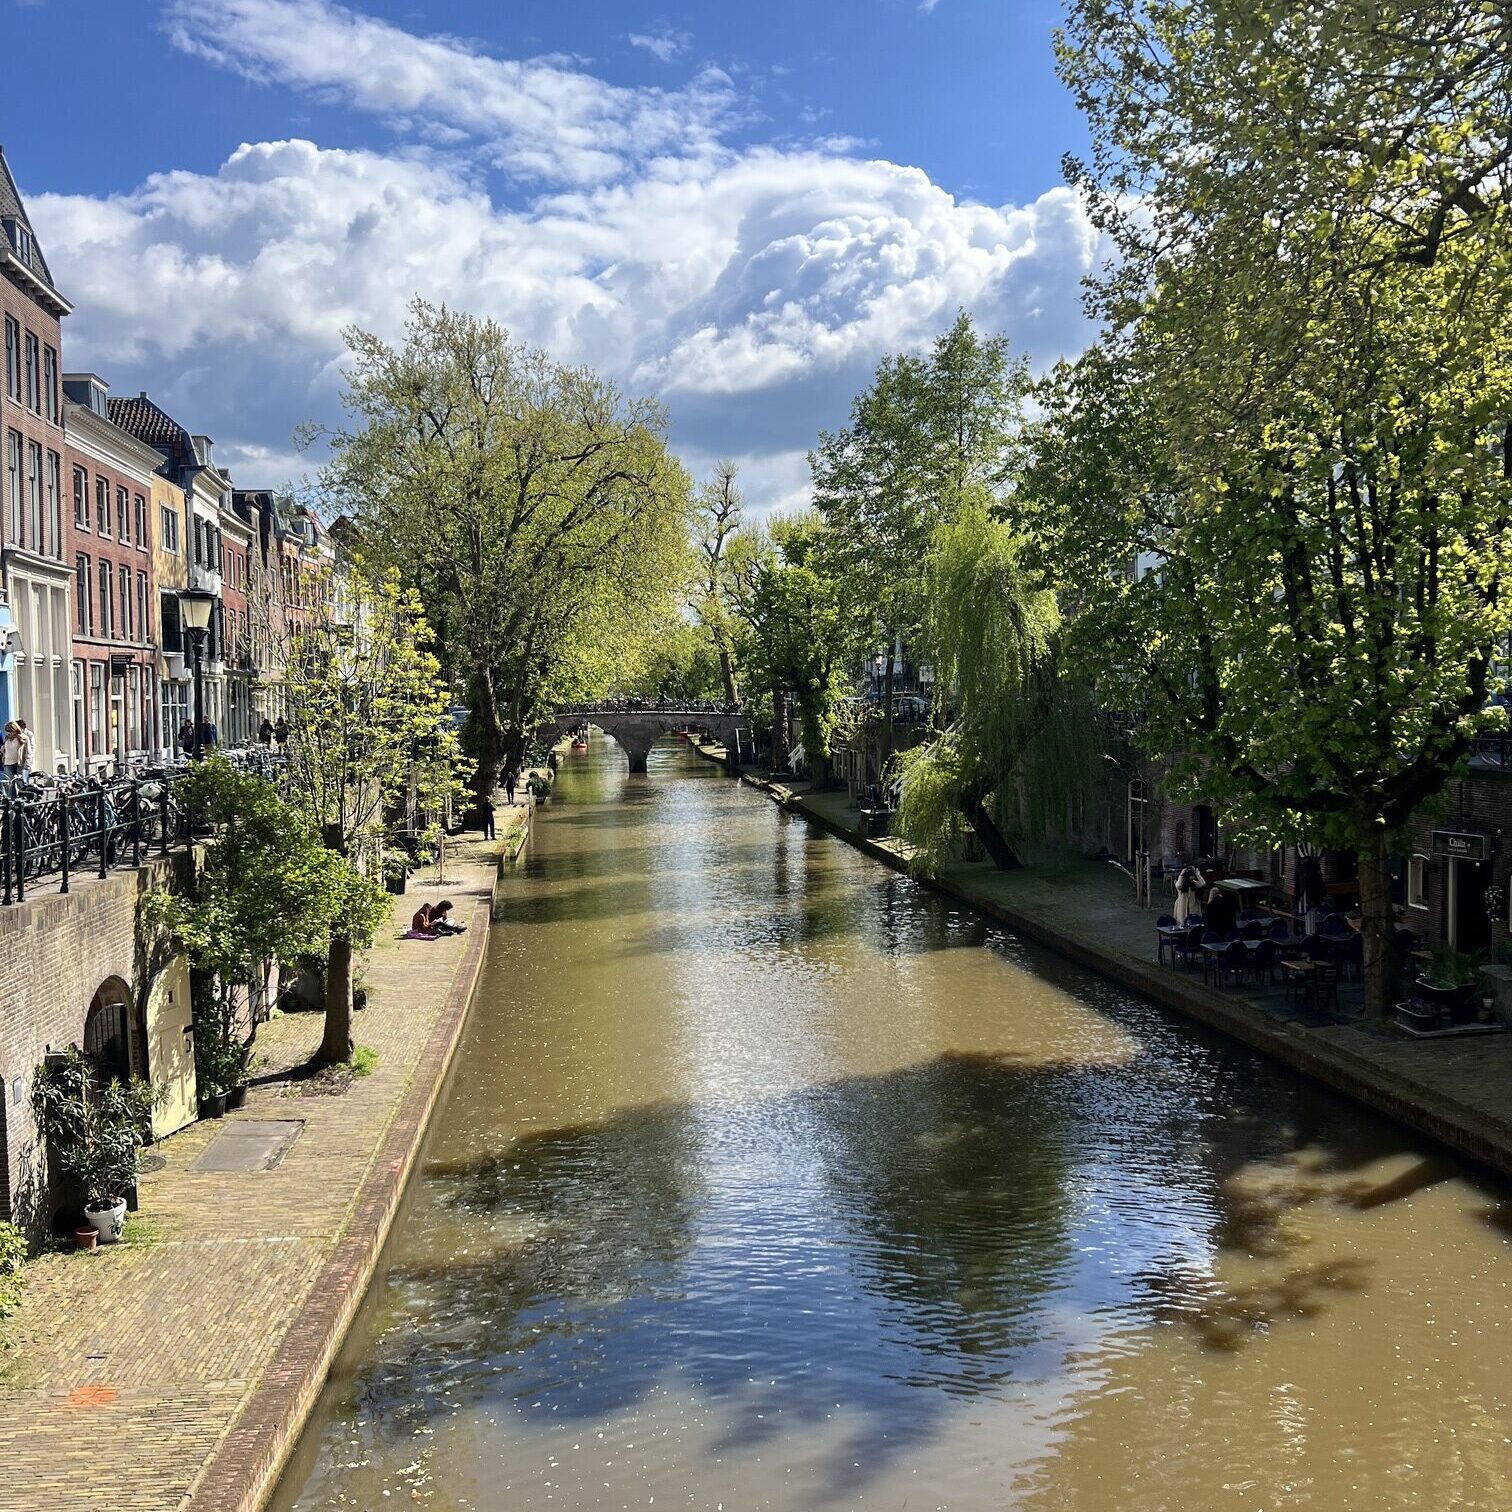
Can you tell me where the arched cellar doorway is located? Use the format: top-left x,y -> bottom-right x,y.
83,977 -> 137,1085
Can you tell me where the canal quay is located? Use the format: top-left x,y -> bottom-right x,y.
270,738 -> 1512,1512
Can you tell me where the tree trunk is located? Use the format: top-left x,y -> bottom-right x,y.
316,819 -> 354,1068
318,932 -> 354,1066
883,641 -> 896,774
472,666 -> 501,804
1358,828 -> 1397,1019
717,641 -> 739,706
964,790 -> 1022,870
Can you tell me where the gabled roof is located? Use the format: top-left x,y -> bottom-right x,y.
0,146 -> 69,315
107,393 -> 199,480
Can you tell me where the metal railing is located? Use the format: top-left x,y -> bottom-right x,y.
0,746 -> 289,905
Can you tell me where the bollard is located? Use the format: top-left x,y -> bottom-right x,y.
59,792 -> 70,895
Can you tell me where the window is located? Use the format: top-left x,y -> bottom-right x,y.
95,476 -> 110,536
73,466 -> 88,527
10,222 -> 32,265
120,571 -> 132,642
45,451 -> 60,557
23,332 -> 39,412
1408,854 -> 1429,910
136,571 -> 149,644
42,345 -> 58,423
133,493 -> 147,547
75,555 -> 91,636
116,485 -> 129,543
98,561 -> 112,640
89,662 -> 104,758
72,662 -> 84,767
160,503 -> 179,553
3,316 -> 17,400
26,439 -> 41,552
5,429 -> 19,544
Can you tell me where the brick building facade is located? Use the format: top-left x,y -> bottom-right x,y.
0,147 -> 73,772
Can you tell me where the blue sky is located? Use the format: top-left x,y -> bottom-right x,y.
6,0 -> 1102,510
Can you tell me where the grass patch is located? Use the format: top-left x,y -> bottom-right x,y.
350,1045 -> 379,1078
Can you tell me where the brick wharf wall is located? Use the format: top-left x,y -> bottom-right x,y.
0,851 -> 194,1238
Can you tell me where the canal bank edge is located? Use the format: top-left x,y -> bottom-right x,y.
686,740 -> 1512,1183
181,846 -> 507,1512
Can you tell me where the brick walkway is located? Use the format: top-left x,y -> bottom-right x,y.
699,743 -> 1512,1183
0,817 -> 518,1512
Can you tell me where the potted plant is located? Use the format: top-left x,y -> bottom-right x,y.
32,1049 -> 155,1245
1415,946 -> 1487,1026
195,1020 -> 247,1118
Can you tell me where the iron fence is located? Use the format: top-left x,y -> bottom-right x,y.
0,746 -> 289,906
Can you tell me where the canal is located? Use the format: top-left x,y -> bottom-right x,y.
275,738 -> 1512,1511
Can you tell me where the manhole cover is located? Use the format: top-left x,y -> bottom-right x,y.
138,1153 -> 167,1175
190,1120 -> 305,1173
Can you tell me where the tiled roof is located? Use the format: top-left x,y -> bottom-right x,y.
107,394 -> 198,478
0,146 -> 65,306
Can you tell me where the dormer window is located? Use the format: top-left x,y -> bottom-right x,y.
4,219 -> 32,265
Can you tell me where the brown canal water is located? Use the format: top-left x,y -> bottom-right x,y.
274,738 -> 1512,1512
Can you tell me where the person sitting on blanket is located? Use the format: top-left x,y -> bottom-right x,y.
429,900 -> 467,935
406,903 -> 437,939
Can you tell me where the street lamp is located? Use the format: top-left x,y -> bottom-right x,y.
179,588 -> 216,760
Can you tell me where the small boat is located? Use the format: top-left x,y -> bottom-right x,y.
571,738 -> 588,752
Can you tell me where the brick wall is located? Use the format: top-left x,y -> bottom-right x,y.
0,853 -> 194,1237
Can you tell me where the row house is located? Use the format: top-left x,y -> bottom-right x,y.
108,395 -> 241,750
0,146 -> 72,772
234,489 -> 337,724
62,375 -> 161,772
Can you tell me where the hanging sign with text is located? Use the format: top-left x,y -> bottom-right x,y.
1431,830 -> 1488,861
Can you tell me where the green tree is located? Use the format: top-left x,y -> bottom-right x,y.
729,516 -> 870,785
143,757 -> 365,1088
284,570 -> 455,1063
810,314 -> 1030,764
1039,0 -> 1512,1015
894,499 -> 1098,872
688,462 -> 745,704
318,301 -> 692,798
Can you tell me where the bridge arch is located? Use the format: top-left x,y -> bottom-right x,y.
539,705 -> 749,776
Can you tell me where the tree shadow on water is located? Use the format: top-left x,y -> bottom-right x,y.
328,1048 -> 1453,1499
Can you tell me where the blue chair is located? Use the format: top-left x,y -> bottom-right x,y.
1241,920 -> 1265,940
1268,919 -> 1291,941
1211,940 -> 1248,989
1171,924 -> 1205,969
1319,914 -> 1351,938
1250,939 -> 1280,986
1156,915 -> 1178,964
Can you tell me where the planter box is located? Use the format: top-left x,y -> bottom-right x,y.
1478,964 -> 1512,1027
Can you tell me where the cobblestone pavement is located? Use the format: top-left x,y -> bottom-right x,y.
742,766 -> 1512,1180
0,821 -> 514,1511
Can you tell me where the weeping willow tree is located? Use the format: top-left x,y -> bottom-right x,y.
894,501 -> 1100,873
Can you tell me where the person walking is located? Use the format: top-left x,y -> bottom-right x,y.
479,802 -> 496,840
257,717 -> 275,748
273,716 -> 289,749
2,720 -> 25,789
504,766 -> 519,806
178,716 -> 195,754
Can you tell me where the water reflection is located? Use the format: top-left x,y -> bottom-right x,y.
277,736 -> 1512,1512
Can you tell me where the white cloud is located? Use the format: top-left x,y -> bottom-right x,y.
165,0 -> 734,183
30,1 -> 1108,506
628,25 -> 691,65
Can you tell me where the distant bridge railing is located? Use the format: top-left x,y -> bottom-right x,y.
549,700 -> 745,719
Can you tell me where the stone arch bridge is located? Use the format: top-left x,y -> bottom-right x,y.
539,704 -> 748,774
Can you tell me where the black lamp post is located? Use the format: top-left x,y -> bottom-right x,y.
179,588 -> 216,760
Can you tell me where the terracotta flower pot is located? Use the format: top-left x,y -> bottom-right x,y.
74,1226 -> 99,1251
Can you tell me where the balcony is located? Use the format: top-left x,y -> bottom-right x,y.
188,562 -> 222,596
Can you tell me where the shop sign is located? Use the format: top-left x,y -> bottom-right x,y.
1431,829 -> 1487,861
